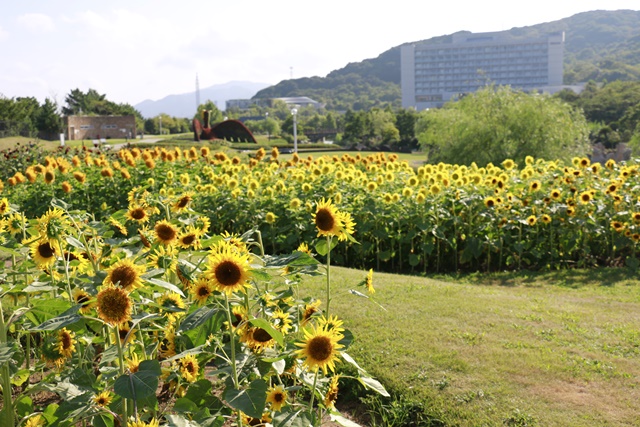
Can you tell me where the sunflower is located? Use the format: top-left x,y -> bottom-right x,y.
154,219 -> 179,245
104,258 -> 145,292
179,354 -> 199,383
24,414 -> 45,427
579,191 -> 592,204
93,391 -> 113,407
38,207 -> 70,244
73,288 -> 95,314
5,212 -> 25,235
271,308 -> 293,335
266,385 -> 288,411
324,375 -> 340,409
56,328 -> 76,359
172,193 -> 194,213
265,212 -> 277,224
632,212 -> 640,224
126,352 -> 141,373
318,315 -> 345,335
302,300 -> 322,324
96,286 -> 132,325
484,197 -> 496,208
191,278 -> 214,305
127,418 -> 160,427
116,321 -> 135,345
176,226 -> 202,250
157,292 -> 185,323
365,268 -> 375,294
527,215 -> 537,226
158,328 -> 176,358
148,244 -> 178,272
297,242 -> 312,255
295,324 -> 344,375
205,245 -> 252,295
541,214 -> 552,224
44,168 -> 56,184
0,198 -> 10,215
611,220 -> 625,233
30,239 -> 59,268
313,198 -> 342,238
126,205 -> 153,223
241,326 -> 276,352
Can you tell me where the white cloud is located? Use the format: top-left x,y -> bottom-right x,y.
16,13 -> 55,33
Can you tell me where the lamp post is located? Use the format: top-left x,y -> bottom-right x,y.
291,108 -> 298,153
265,112 -> 270,141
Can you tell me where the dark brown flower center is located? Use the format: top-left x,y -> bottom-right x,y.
38,242 -> 55,258
156,224 -> 176,241
181,234 -> 196,245
215,260 -> 242,286
308,336 -> 332,361
197,285 -> 211,297
130,208 -> 146,220
111,265 -> 136,289
252,328 -> 272,343
61,332 -> 72,349
315,208 -> 335,232
273,392 -> 284,402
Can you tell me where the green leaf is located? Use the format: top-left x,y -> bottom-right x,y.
330,413 -> 363,427
315,238 -> 339,256
358,376 -> 390,397
165,414 -> 201,427
248,318 -> 284,347
22,281 -> 55,293
11,369 -> 30,386
146,277 -> 185,296
66,236 -> 86,250
341,352 -> 365,374
178,307 -> 221,332
223,379 -> 268,419
93,413 -> 115,427
31,313 -> 82,331
15,395 -> 33,419
272,410 -> 314,427
114,362 -> 160,402
0,342 -> 18,365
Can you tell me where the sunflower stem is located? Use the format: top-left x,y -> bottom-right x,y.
58,240 -> 74,303
255,229 -> 265,257
114,324 -> 129,422
308,369 -> 319,421
0,300 -> 15,427
325,235 -> 332,319
224,294 -> 240,389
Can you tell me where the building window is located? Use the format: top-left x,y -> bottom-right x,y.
79,125 -> 93,130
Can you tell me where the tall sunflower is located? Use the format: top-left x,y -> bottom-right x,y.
295,324 -> 344,375
266,385 -> 288,411
104,258 -> 145,292
96,286 -> 132,325
205,245 -> 252,295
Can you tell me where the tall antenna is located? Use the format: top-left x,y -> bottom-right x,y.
195,73 -> 201,114
290,66 -> 293,79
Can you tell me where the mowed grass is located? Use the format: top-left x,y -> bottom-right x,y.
301,267 -> 640,426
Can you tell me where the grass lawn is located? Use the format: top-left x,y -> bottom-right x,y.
301,266 -> 640,426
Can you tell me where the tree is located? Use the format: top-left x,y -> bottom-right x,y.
36,98 -> 61,139
195,100 -> 223,124
416,86 -> 590,166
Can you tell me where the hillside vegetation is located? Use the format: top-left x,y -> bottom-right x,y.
254,10 -> 640,110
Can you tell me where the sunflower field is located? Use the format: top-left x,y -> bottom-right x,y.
1,143 -> 640,427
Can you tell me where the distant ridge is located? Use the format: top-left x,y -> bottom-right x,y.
135,80 -> 271,118
254,9 -> 640,111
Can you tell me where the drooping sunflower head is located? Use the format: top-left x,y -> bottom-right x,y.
154,219 -> 179,246
96,286 -> 132,326
205,246 -> 252,295
157,292 -> 185,323
266,385 -> 288,411
56,328 -> 76,359
302,299 -> 322,325
241,326 -> 276,353
179,354 -> 199,383
104,258 -> 145,292
295,324 -> 344,375
73,288 -> 95,314
172,193 -> 194,213
38,207 -> 70,244
324,375 -> 340,409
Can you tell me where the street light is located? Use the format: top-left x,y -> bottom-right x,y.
265,112 -> 270,141
291,108 -> 298,153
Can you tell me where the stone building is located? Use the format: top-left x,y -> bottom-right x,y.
63,115 -> 137,140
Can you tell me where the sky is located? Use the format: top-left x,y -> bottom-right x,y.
1,0 -> 638,107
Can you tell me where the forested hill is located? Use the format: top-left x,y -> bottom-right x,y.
253,9 -> 640,111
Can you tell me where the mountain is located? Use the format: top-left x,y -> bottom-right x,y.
135,81 -> 271,118
254,9 -> 640,111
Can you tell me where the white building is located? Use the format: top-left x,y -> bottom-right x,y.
401,31 -> 569,110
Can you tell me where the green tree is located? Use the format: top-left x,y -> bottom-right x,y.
417,86 -> 590,166
36,98 -> 61,139
196,100 -> 223,124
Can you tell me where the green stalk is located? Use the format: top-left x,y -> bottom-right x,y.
308,369 -> 319,422
0,301 -> 14,427
325,235 -> 332,318
115,325 -> 128,423
223,294 -> 243,427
